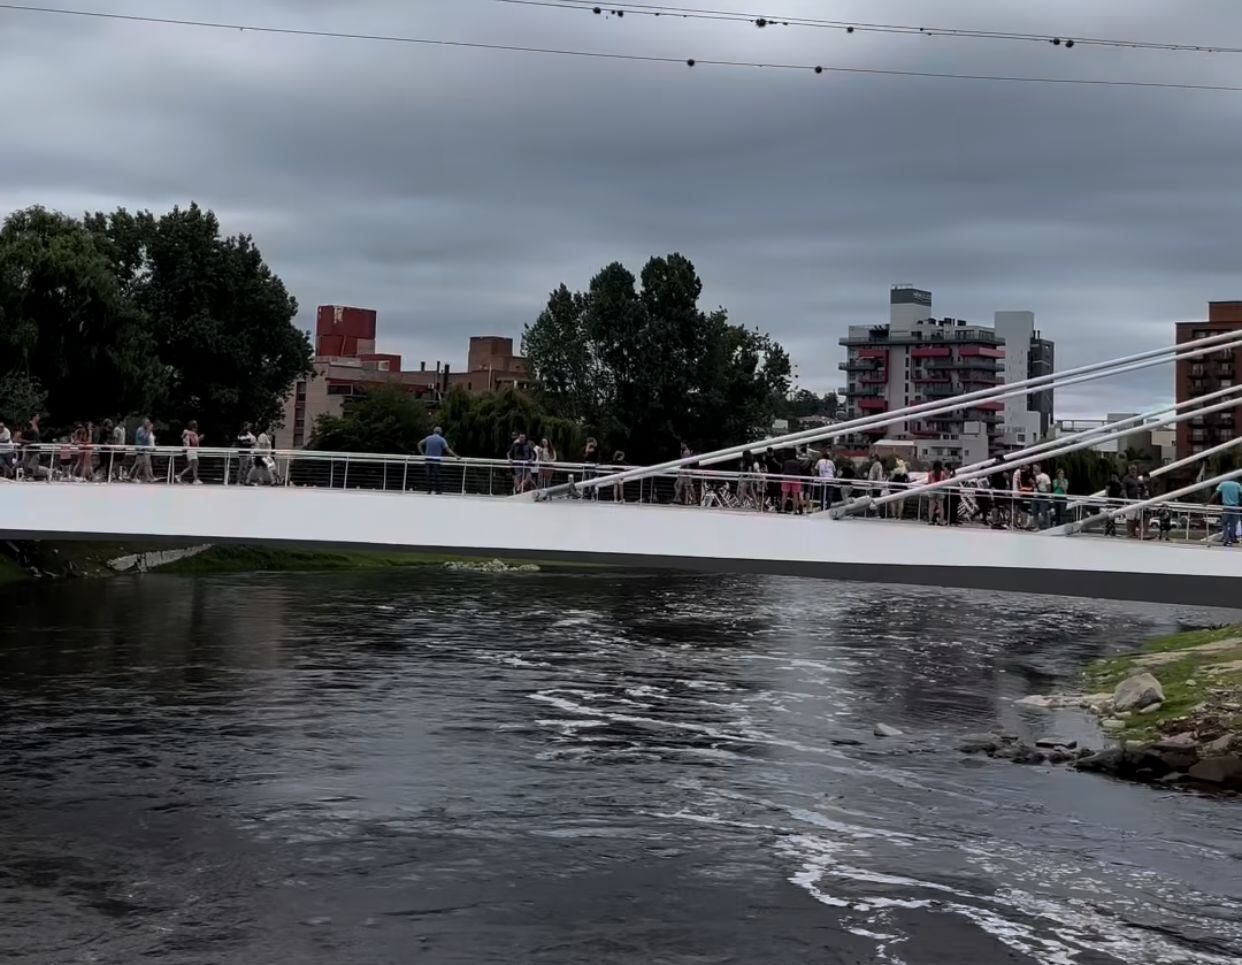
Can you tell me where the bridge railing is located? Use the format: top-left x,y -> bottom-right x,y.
3,443 -> 1235,542
1,443 -> 697,502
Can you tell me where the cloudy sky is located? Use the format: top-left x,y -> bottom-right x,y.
3,0 -> 1240,415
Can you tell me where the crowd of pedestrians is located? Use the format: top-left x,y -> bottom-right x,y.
0,415 -> 279,486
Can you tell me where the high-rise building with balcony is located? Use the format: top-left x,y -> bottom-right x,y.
994,311 -> 1055,447
1175,301 -> 1242,460
838,287 -> 1050,466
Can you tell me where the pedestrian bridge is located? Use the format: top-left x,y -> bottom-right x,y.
2,468 -> 1239,609
7,330 -> 1241,605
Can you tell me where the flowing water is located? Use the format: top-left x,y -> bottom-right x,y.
1,570 -> 1240,964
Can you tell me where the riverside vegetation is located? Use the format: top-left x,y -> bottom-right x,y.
962,625 -> 1242,792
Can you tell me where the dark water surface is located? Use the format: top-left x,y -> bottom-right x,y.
1,570 -> 1240,965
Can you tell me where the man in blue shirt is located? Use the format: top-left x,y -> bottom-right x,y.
418,427 -> 457,494
1213,478 -> 1242,546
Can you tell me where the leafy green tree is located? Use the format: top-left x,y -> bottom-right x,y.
0,207 -> 159,426
0,372 -> 47,427
523,253 -> 791,461
439,386 -> 585,458
782,389 -> 841,422
521,284 -> 604,425
0,202 -> 312,438
309,386 -> 432,454
87,203 -> 313,438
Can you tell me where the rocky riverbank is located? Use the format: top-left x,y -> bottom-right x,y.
964,625 -> 1242,793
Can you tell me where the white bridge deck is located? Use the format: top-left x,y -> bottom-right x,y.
2,481 -> 1239,608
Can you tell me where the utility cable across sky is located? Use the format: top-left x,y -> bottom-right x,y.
492,0 -> 1242,55
2,2 -> 1240,92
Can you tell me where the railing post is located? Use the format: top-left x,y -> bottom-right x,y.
402,458 -> 409,493
329,460 -> 335,489
343,457 -> 350,490
382,459 -> 388,492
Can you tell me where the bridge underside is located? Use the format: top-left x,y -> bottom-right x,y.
3,483 -> 1240,608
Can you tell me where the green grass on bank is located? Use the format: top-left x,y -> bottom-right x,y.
1084,625 -> 1242,741
0,556 -> 29,585
157,546 -> 476,574
154,545 -> 581,575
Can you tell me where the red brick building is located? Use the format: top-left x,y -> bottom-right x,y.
1175,301 -> 1242,460
276,307 -> 531,449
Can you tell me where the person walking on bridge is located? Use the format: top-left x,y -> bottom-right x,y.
22,415 -> 49,481
133,419 -> 156,483
508,432 -> 535,495
0,420 -> 14,477
1122,464 -> 1142,538
419,426 -> 457,495
177,421 -> 203,485
236,423 -> 256,485
927,460 -> 949,525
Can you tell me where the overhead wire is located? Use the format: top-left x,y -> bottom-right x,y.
2,3 -> 1241,92
492,0 -> 1242,54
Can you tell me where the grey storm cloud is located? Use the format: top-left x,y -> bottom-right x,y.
2,0 -> 1240,416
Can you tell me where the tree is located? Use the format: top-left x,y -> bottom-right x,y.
309,386 -> 432,454
438,386 -> 585,458
87,203 -> 313,438
782,389 -> 841,422
522,253 -> 791,462
0,207 -> 160,426
521,284 -> 603,425
0,202 -> 312,438
0,372 -> 47,427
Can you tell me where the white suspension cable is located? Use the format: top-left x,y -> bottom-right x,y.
954,383 -> 1242,475
832,397 -> 1242,517
551,329 -> 1242,497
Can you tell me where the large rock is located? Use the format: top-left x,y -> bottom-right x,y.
957,734 -> 1000,754
1202,734 -> 1238,756
1151,734 -> 1201,771
873,723 -> 903,738
1187,755 -> 1242,787
1112,673 -> 1165,712
1075,748 -> 1125,774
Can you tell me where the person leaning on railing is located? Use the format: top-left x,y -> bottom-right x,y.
418,426 -> 457,495
1211,477 -> 1242,547
1051,468 -> 1069,527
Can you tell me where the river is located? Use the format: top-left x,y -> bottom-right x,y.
1,570 -> 1239,964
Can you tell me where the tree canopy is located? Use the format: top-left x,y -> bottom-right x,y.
522,254 -> 791,462
309,385 -> 584,459
0,203 -> 312,437
310,386 -> 432,455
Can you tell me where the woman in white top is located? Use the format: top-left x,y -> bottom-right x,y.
814,450 -> 837,512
